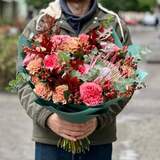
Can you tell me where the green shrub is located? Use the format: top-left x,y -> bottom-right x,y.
26,0 -> 51,9
0,35 -> 18,90
100,0 -> 138,12
138,0 -> 157,11
100,0 -> 157,12
26,0 -> 157,12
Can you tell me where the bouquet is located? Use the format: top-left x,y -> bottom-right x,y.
9,15 -> 147,154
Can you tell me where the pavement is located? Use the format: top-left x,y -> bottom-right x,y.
113,26 -> 160,160
0,26 -> 160,160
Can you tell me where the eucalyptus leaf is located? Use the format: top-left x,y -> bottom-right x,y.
81,68 -> 100,82
128,44 -> 142,60
83,55 -> 89,62
136,69 -> 148,82
71,70 -> 81,78
114,78 -> 135,92
91,48 -> 99,55
58,52 -> 70,63
71,67 -> 100,82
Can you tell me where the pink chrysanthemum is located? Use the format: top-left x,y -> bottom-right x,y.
80,82 -> 103,107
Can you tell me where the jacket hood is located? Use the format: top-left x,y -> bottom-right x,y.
36,0 -> 124,40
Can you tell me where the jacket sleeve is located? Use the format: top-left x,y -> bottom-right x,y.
17,17 -> 53,129
96,21 -> 133,129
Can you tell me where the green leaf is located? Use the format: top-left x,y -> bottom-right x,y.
83,55 -> 91,63
6,73 -> 27,93
64,91 -> 70,100
71,67 -> 100,82
112,28 -> 123,48
114,78 -> 135,92
81,68 -> 100,82
136,69 -> 148,82
58,52 -> 70,63
91,48 -> 98,55
71,70 -> 81,78
102,15 -> 115,28
128,44 -> 142,60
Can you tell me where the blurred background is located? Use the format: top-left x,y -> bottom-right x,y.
0,0 -> 160,160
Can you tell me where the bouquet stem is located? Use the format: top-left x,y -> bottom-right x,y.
57,137 -> 91,154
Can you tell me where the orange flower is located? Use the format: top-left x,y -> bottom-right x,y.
52,85 -> 68,104
31,76 -> 40,84
121,65 -> 135,77
26,57 -> 42,75
34,82 -> 52,100
59,37 -> 80,53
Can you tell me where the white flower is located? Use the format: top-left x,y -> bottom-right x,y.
100,67 -> 111,77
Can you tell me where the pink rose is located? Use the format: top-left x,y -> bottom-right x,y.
80,82 -> 103,107
44,54 -> 60,71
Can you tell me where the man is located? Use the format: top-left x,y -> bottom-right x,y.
18,0 -> 132,160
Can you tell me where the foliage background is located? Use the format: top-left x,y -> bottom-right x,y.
0,35 -> 18,90
26,0 -> 157,11
26,0 -> 51,9
101,0 -> 157,12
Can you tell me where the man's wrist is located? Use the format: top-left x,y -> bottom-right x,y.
45,113 -> 55,128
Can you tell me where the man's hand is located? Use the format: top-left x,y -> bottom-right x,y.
47,113 -> 97,141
